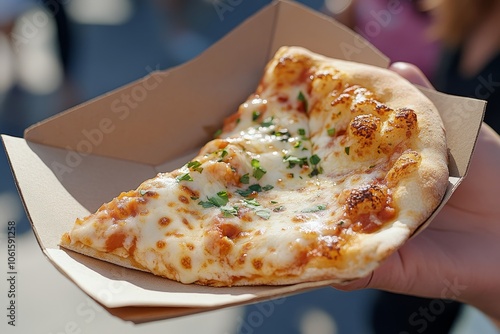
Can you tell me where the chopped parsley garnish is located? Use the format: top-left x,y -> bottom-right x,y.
198,191 -> 229,208
243,198 -> 260,207
176,173 -> 193,182
301,204 -> 327,213
297,91 -> 308,112
251,159 -> 267,180
284,155 -> 308,169
255,209 -> 271,220
187,161 -> 203,173
236,183 -> 273,197
220,204 -> 238,217
274,129 -> 291,142
308,154 -> 323,177
309,154 -> 321,165
240,173 -> 250,184
252,110 -> 261,121
345,146 -> 351,155
220,149 -> 228,158
338,221 -> 345,226
293,140 -> 302,148
327,128 -> 336,137
262,184 -> 274,191
298,128 -> 306,136
260,116 -> 274,127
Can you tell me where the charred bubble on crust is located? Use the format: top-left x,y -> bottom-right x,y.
385,150 -> 422,186
392,108 -> 418,138
349,114 -> 380,143
345,184 -> 388,217
272,54 -> 313,88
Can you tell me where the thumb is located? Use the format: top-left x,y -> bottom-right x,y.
389,62 -> 434,89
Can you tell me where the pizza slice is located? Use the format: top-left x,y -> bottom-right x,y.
60,46 -> 449,286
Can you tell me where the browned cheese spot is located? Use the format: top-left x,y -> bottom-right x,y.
345,184 -> 388,217
182,218 -> 193,230
179,195 -> 189,204
158,217 -> 171,227
252,258 -> 263,270
181,256 -> 192,269
156,240 -> 166,249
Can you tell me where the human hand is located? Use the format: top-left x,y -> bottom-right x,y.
335,62 -> 500,320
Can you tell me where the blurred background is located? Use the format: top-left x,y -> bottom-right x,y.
0,0 -> 498,333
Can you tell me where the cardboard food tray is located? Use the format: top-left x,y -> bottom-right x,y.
2,0 -> 485,324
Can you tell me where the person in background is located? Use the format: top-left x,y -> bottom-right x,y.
432,0 -> 500,134
324,0 -> 441,78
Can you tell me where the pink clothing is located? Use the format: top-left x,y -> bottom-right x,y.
353,0 -> 440,78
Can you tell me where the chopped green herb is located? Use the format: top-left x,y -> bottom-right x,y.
199,191 -> 229,208
262,184 -> 274,191
293,140 -> 302,148
236,183 -> 272,197
190,196 -> 199,200
260,116 -> 274,127
240,173 -> 250,184
270,200 -> 278,204
198,200 -> 216,208
327,128 -> 336,137
220,204 -> 238,217
298,128 -> 306,136
308,166 -> 323,177
187,161 -> 203,173
274,129 -> 291,142
251,159 -> 267,180
345,146 -> 350,155
176,173 -> 193,182
252,110 -> 261,121
309,154 -> 321,165
284,155 -> 308,169
255,209 -> 271,220
243,198 -> 260,207
297,91 -> 308,112
338,221 -> 345,226
220,149 -> 228,158
248,184 -> 263,192
301,204 -> 327,213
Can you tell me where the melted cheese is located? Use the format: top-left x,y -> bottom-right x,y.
65,46 -> 432,286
